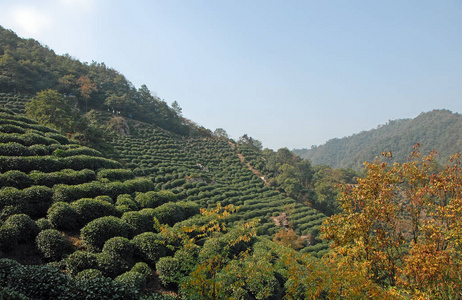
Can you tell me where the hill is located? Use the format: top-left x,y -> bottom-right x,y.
0,26 -> 331,298
293,109 -> 462,170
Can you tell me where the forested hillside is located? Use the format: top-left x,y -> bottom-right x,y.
294,109 -> 462,170
2,25 -> 462,299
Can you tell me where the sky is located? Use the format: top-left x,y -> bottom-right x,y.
1,0 -> 461,150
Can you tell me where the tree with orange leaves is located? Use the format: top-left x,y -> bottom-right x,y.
77,75 -> 97,112
321,144 -> 462,298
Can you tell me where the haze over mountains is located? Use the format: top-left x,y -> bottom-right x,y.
293,109 -> 462,170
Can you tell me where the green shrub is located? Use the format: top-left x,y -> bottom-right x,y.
53,146 -> 103,157
104,181 -> 130,199
115,271 -> 147,291
36,229 -> 67,261
52,182 -> 104,203
153,202 -> 185,226
75,268 -> 103,281
71,276 -> 139,300
124,178 -> 155,193
156,257 -> 181,286
0,170 -> 32,189
116,194 -> 139,211
66,251 -> 98,275
0,224 -> 19,251
3,264 -> 71,299
97,169 -> 135,181
102,236 -> 134,261
22,185 -> 53,217
180,201 -> 200,219
96,252 -> 131,278
131,232 -> 167,266
3,214 -> 39,242
130,262 -> 153,278
72,198 -> 119,225
81,216 -> 131,251
122,211 -> 153,235
95,195 -> 114,204
135,191 -> 164,209
36,217 -> 52,230
47,202 -> 78,230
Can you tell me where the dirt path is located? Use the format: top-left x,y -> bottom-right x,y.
236,151 -> 270,186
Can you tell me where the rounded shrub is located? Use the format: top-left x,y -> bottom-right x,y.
122,211 -> 153,235
36,229 -> 67,260
102,236 -> 134,261
66,251 -> 98,276
115,195 -> 139,211
36,217 -> 52,230
130,262 -> 152,278
22,185 -> 53,217
156,256 -> 181,287
0,170 -> 32,189
135,191 -> 163,209
97,169 -> 135,181
47,202 -> 78,230
96,252 -> 131,278
81,216 -> 131,251
0,225 -> 19,251
180,201 -> 200,219
95,195 -> 114,204
153,202 -> 185,226
75,268 -> 103,281
131,232 -> 167,266
3,214 -> 39,242
72,198 -> 119,225
115,271 -> 147,291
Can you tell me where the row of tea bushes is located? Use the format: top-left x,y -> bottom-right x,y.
111,126 -> 329,255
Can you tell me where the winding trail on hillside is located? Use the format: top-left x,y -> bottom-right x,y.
229,141 -> 270,186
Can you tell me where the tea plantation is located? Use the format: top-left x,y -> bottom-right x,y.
0,95 -> 328,299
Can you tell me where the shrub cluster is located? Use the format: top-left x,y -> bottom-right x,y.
80,216 -> 131,251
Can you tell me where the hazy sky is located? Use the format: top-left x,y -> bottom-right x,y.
1,0 -> 461,150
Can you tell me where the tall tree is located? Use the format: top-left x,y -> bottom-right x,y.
77,75 -> 97,112
25,89 -> 78,133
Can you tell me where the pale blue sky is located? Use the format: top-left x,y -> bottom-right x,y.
1,0 -> 461,150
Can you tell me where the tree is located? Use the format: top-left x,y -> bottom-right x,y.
321,146 -> 462,298
171,101 -> 182,116
25,89 -> 77,133
238,134 -> 263,151
212,128 -> 228,139
77,75 -> 97,112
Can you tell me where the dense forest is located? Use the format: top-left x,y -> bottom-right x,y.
293,109 -> 462,170
1,25 -> 462,299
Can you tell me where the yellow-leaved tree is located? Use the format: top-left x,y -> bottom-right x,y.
320,145 -> 462,299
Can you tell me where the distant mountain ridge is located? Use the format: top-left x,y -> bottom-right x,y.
293,109 -> 462,170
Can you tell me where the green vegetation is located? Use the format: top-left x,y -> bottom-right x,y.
1,25 -> 459,299
294,109 -> 462,170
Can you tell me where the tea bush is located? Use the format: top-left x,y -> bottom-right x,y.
65,251 -> 98,276
130,262 -> 153,278
115,271 -> 147,291
80,216 -> 131,251
74,268 -> 103,281
102,236 -> 134,261
96,252 -> 131,278
36,229 -> 67,261
47,202 -> 78,230
122,211 -> 153,235
156,257 -> 181,287
72,198 -> 119,225
131,232 -> 167,266
3,213 -> 39,242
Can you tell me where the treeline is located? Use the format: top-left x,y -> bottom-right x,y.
294,109 -> 462,170
0,26 -> 207,136
236,140 -> 358,216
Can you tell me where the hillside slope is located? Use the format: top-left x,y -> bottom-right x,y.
294,109 -> 462,170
